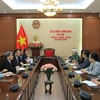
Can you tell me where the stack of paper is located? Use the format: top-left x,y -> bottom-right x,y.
17,67 -> 25,71
66,60 -> 69,64
74,70 -> 83,74
82,80 -> 97,87
68,63 -> 75,66
73,66 -> 77,69
23,64 -> 30,66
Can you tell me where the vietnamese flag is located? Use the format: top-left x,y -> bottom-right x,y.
16,25 -> 28,50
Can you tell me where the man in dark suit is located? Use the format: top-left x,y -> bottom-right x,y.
2,51 -> 18,74
77,50 -> 91,69
11,49 -> 23,68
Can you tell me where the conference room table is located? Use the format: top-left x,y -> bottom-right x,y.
0,59 -> 41,100
59,61 -> 100,100
0,56 -> 100,100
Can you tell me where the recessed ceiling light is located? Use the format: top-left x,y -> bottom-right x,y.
4,11 -> 6,13
71,11 -> 73,13
26,11 -> 28,13
93,11 -> 95,12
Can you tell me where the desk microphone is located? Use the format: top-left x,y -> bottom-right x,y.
68,72 -> 75,78
67,72 -> 92,100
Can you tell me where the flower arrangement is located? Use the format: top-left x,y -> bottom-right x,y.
28,42 -> 44,48
40,63 -> 57,81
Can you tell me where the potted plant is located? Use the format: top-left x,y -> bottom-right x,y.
28,42 -> 44,49
40,63 -> 57,81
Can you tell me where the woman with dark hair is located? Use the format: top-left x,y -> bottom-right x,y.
81,52 -> 100,76
78,50 -> 85,64
22,49 -> 29,63
77,50 -> 91,69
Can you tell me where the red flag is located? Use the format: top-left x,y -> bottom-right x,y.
16,25 -> 28,50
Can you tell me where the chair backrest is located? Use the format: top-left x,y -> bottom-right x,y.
44,48 -> 55,57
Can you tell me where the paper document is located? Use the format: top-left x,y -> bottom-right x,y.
17,67 -> 25,71
27,58 -> 33,63
23,64 -> 30,66
68,63 -> 75,66
73,66 -> 77,69
66,60 -> 68,64
82,80 -> 97,86
74,70 -> 83,74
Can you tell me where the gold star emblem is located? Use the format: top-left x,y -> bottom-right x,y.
17,36 -> 26,46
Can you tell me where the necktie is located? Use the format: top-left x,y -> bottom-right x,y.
16,57 -> 19,63
91,65 -> 94,71
20,56 -> 22,60
9,61 -> 12,67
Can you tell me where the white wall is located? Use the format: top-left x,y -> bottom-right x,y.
17,18 -> 82,58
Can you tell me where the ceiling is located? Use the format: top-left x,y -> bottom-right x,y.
0,0 -> 100,14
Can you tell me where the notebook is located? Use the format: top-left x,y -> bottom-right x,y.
81,80 -> 97,87
74,70 -> 83,74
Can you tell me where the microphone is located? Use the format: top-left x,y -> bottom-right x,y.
67,72 -> 92,100
79,90 -> 92,100
68,72 -> 75,78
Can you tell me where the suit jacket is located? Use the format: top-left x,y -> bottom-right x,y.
0,65 -> 3,71
11,56 -> 21,67
0,57 -> 6,71
78,58 -> 85,64
97,75 -> 100,80
3,59 -> 16,73
85,61 -> 100,76
78,58 -> 90,69
22,54 -> 28,63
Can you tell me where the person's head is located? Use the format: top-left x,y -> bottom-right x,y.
81,50 -> 85,54
82,50 -> 91,59
5,51 -> 13,60
89,52 -> 99,63
71,48 -> 77,55
81,50 -> 85,56
20,49 -> 23,55
23,49 -> 28,55
14,49 -> 21,57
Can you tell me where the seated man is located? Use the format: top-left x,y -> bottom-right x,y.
0,72 -> 14,79
12,49 -> 23,67
68,48 -> 80,63
77,50 -> 91,69
2,51 -> 19,74
81,52 -> 100,76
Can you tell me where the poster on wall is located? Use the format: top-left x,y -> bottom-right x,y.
50,29 -> 71,40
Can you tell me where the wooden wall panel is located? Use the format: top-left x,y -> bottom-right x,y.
15,13 -> 83,18
0,16 -> 16,55
83,17 -> 100,55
